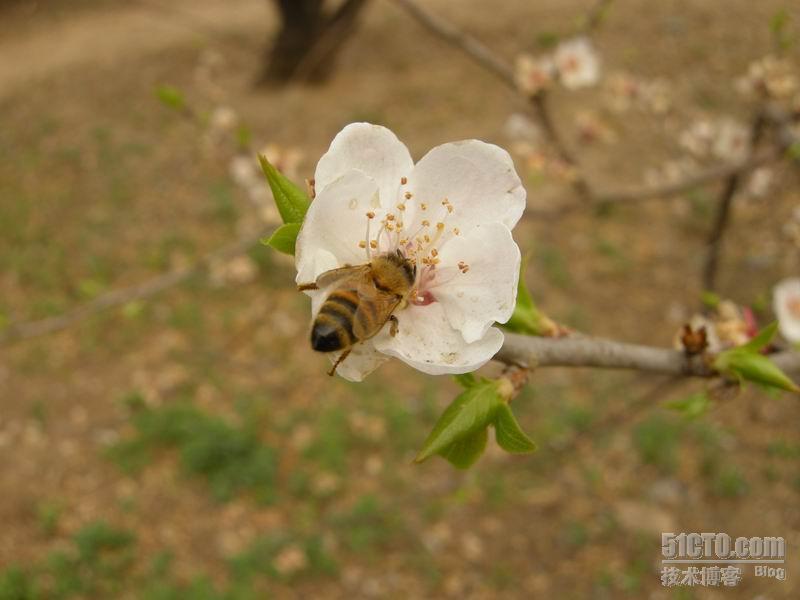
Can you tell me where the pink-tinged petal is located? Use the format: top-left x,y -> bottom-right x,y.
432,223 -> 521,343
773,278 -> 800,343
331,341 -> 390,382
315,123 -> 413,208
404,140 -> 525,237
295,170 -> 379,284
373,303 -> 504,375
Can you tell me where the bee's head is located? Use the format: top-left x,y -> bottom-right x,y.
391,248 -> 416,284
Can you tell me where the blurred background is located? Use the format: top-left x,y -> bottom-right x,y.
1,0 -> 799,598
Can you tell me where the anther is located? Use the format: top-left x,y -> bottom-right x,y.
400,176 -> 408,185
366,211 -> 375,219
436,222 -> 445,230
386,214 -> 395,221
421,219 -> 430,227
358,240 -> 367,248
420,203 -> 427,210
370,240 -> 378,249
431,248 -> 438,257
404,191 -> 413,200
397,203 -> 406,211
453,227 -> 460,235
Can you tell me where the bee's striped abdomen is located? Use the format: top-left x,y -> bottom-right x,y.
311,290 -> 358,352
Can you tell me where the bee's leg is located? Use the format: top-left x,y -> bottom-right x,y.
327,348 -> 352,376
388,315 -> 399,337
297,282 -> 318,291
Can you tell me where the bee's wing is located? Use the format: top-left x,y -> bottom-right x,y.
315,264 -> 371,289
352,279 -> 402,341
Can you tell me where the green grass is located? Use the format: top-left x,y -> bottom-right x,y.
108,400 -> 278,503
632,415 -> 683,473
0,521 -> 135,600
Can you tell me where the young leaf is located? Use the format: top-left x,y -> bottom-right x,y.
452,373 -> 478,389
155,85 -> 185,111
415,381 -> 503,464
502,255 -> 555,336
740,322 -> 778,353
494,404 -> 537,454
665,392 -> 711,420
258,155 -> 310,225
714,349 -> 799,393
263,223 -> 301,256
437,428 -> 488,469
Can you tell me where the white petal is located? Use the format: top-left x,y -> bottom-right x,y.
315,123 -> 413,208
432,223 -> 521,343
405,140 -> 525,237
373,303 -> 504,375
295,170 -> 378,284
331,341 -> 390,382
773,278 -> 800,343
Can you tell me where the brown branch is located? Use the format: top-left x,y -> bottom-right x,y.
391,0 -> 515,87
0,231 -> 269,345
495,331 -> 800,378
701,109 -> 771,293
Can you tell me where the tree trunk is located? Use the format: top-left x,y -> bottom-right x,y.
259,0 -> 369,86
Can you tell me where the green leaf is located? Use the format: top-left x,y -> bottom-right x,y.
155,85 -> 185,111
740,322 -> 778,353
437,428 -> 488,469
258,154 -> 310,224
494,404 -> 538,454
502,255 -> 554,336
700,291 -> 721,310
714,349 -> 799,393
665,392 -> 711,420
787,141 -> 800,163
262,222 -> 301,256
452,373 -> 478,389
415,381 -> 503,464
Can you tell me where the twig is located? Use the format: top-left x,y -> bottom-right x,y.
701,110 -> 770,293
580,0 -> 614,34
530,91 -> 593,201
0,231 -> 269,344
391,0 -> 515,87
495,331 -> 800,377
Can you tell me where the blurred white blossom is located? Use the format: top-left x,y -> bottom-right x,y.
773,278 -> 800,344
736,56 -> 798,101
554,37 -> 600,89
514,54 -> 555,95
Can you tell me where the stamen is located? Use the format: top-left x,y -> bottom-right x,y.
400,176 -> 408,185
420,203 -> 427,210
386,214 -> 395,221
431,248 -> 438,257
405,192 -> 413,200
358,240 -> 367,249
421,220 -> 430,227
453,227 -> 460,235
396,203 -> 406,211
370,240 -> 378,249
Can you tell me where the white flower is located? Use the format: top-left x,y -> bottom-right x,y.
712,119 -> 750,163
295,123 -> 525,381
773,278 -> 800,343
514,54 -> 556,95
554,37 -> 600,89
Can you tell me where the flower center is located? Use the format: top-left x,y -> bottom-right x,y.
787,296 -> 800,319
355,177 -> 469,306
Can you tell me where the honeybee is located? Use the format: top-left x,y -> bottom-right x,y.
297,249 -> 417,376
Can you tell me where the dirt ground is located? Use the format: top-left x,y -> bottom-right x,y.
1,0 -> 799,598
